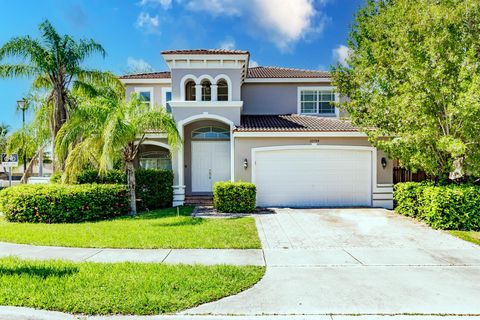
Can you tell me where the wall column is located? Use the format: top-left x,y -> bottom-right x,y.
195,84 -> 202,102
172,123 -> 185,206
211,84 -> 218,102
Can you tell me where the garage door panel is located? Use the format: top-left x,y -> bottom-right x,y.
254,148 -> 372,207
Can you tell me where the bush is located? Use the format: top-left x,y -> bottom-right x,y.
76,169 -> 126,184
393,181 -> 431,217
135,169 -> 173,211
214,181 -> 256,213
394,182 -> 480,230
0,184 -> 129,223
50,173 -> 62,183
75,169 -> 173,211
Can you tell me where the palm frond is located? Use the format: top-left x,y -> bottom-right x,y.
0,64 -> 37,78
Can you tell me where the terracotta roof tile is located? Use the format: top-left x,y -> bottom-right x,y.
236,114 -> 358,132
162,49 -> 249,55
247,66 -> 330,78
119,71 -> 171,80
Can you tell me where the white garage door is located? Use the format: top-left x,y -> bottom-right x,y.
254,147 -> 372,207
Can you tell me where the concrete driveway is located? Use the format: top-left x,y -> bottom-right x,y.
186,208 -> 480,316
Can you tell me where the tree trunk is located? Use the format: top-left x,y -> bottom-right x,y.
126,160 -> 137,215
52,86 -> 68,173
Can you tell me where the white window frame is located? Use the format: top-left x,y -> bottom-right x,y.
134,87 -> 154,107
161,86 -> 172,108
297,86 -> 339,117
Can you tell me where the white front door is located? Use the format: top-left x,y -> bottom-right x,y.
191,141 -> 230,192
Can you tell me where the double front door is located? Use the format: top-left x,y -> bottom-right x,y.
191,141 -> 230,193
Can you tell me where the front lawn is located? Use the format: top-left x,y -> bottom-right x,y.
0,207 -> 261,249
449,230 -> 480,246
0,257 -> 264,315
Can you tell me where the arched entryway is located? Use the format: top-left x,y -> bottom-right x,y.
175,114 -> 234,199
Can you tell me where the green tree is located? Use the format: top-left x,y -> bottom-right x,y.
0,123 -> 9,154
0,20 -> 121,170
56,88 -> 181,214
332,0 -> 480,180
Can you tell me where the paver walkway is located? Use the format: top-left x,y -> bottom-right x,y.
0,242 -> 264,265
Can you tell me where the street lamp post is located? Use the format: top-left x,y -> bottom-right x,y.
16,99 -> 27,173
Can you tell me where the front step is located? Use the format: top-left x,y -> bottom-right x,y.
184,196 -> 213,206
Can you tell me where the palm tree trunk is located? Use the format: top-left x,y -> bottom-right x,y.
126,160 -> 137,215
52,87 -> 68,172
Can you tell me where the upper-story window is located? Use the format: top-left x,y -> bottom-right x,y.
298,87 -> 336,115
134,87 -> 154,107
201,79 -> 211,101
185,80 -> 196,101
217,80 -> 228,101
162,87 -> 172,113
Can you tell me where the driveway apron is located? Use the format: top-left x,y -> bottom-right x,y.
185,208 -> 480,316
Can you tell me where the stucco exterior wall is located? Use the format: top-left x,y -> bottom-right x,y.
241,82 -> 333,115
171,68 -> 242,101
233,136 -> 393,186
171,106 -> 241,126
125,84 -> 171,107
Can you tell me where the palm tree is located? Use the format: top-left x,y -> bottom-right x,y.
0,20 -> 122,170
56,87 -> 181,215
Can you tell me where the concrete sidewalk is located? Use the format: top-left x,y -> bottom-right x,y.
0,242 -> 265,266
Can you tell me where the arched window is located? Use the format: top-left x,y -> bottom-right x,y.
139,151 -> 172,170
201,80 -> 211,101
191,126 -> 230,140
217,79 -> 228,101
185,80 -> 196,101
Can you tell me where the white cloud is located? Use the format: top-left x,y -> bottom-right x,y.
179,0 -> 325,50
126,57 -> 154,74
136,12 -> 160,33
138,0 -> 172,9
218,37 -> 236,50
249,59 -> 259,67
332,45 -> 351,67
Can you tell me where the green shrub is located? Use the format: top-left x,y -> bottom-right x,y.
76,169 -> 126,184
394,182 -> 480,231
75,169 -> 173,211
50,173 -> 62,183
0,184 -> 129,223
214,181 -> 256,213
393,181 -> 432,217
135,169 -> 173,211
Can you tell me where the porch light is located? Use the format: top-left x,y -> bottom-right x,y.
243,158 -> 248,170
381,157 -> 387,169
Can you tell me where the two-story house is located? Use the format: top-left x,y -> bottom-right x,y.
119,49 -> 393,209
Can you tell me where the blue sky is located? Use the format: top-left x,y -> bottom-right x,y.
0,0 -> 363,130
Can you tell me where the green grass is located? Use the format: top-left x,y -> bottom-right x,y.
0,207 -> 261,249
449,230 -> 480,246
0,257 -> 264,315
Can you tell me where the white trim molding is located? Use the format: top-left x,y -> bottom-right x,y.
134,86 -> 154,107
297,86 -> 339,117
233,131 -> 367,138
214,74 -> 232,101
244,77 -> 331,83
180,74 -> 198,101
140,140 -> 171,150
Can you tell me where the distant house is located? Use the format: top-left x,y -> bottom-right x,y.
119,49 -> 393,209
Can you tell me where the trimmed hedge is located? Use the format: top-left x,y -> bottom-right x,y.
394,182 -> 480,230
76,169 -> 126,184
75,169 -> 173,211
214,181 -> 256,213
0,184 -> 129,223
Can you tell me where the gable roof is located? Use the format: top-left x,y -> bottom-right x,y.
236,114 -> 358,132
161,49 -> 249,55
247,66 -> 330,79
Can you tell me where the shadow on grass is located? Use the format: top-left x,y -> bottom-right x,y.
0,264 -> 79,279
153,217 -> 205,227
